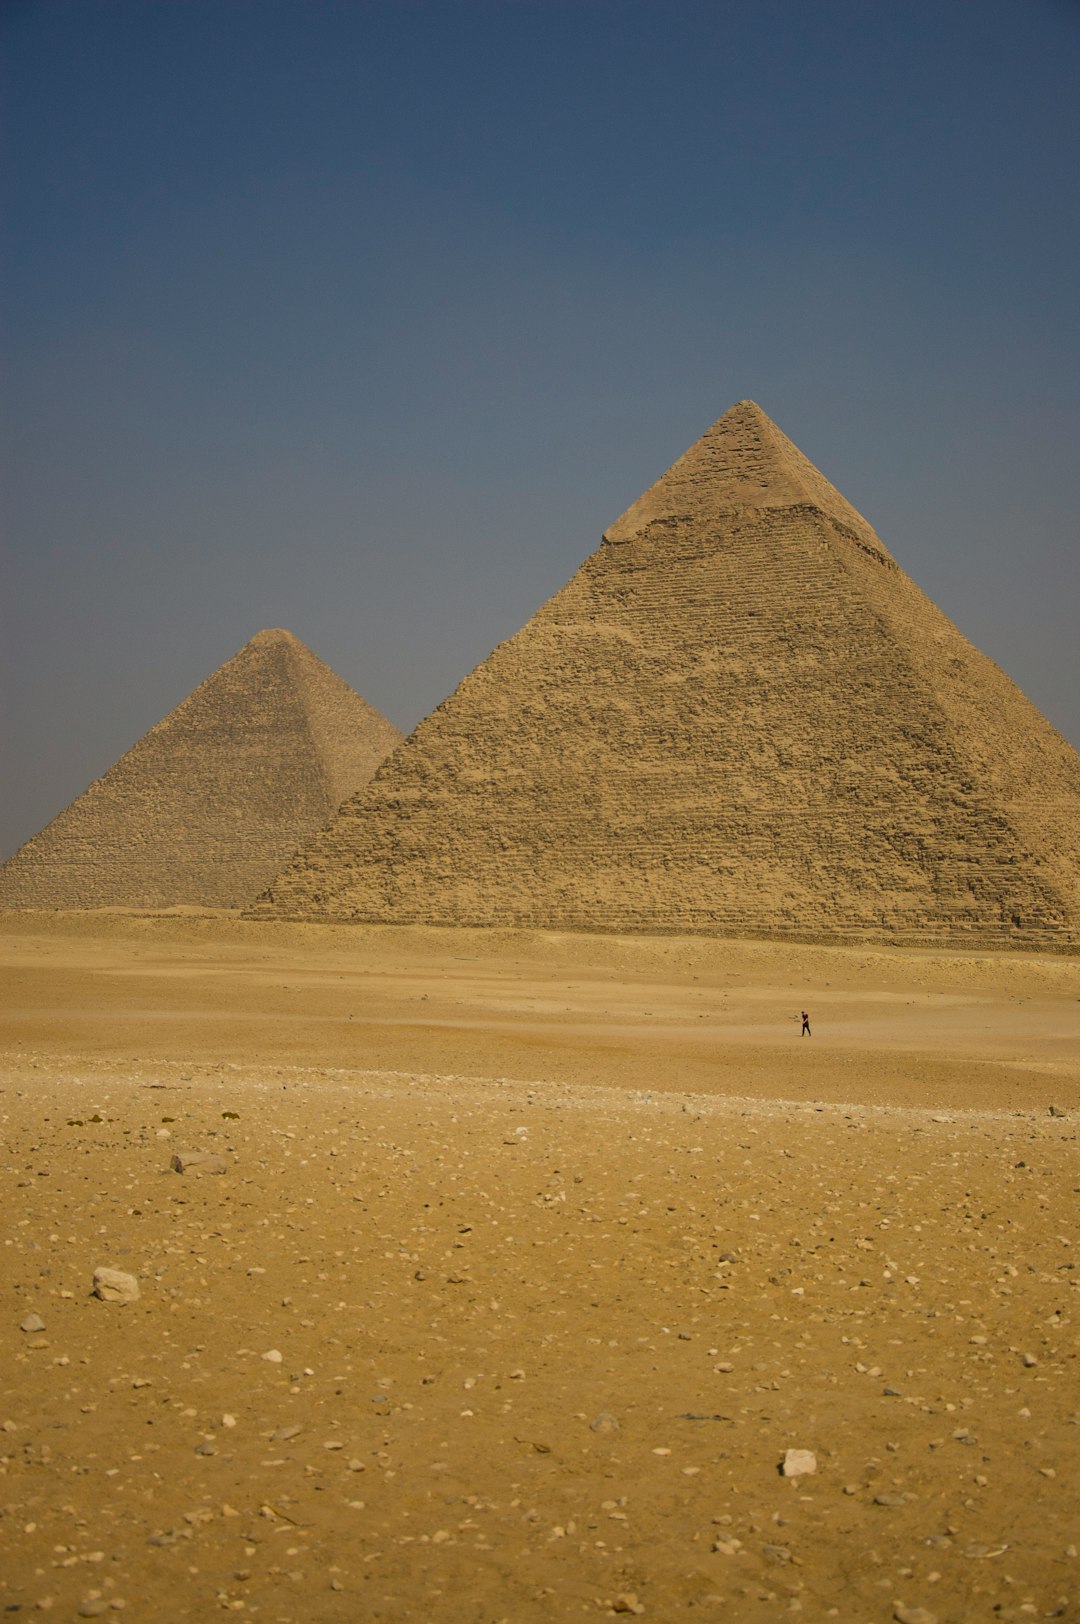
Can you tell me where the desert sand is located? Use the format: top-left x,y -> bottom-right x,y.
1,910 -> 1078,1622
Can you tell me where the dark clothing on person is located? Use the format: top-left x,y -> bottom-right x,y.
801,1011 -> 811,1036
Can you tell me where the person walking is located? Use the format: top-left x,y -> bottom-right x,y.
800,1010 -> 811,1036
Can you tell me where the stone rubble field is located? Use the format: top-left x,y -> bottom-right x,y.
1,913 -> 1078,1621
3,1060 -> 1078,1623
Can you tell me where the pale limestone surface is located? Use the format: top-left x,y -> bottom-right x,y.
0,630 -> 402,911
254,404 -> 1080,947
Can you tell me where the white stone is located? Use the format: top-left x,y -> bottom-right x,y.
92,1267 -> 140,1304
781,1447 -> 817,1477
170,1150 -> 227,1175
589,1412 -> 620,1433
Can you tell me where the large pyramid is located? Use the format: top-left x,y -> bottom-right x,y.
0,629 -> 403,910
253,404 -> 1080,947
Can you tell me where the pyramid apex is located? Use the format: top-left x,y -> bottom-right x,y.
247,627 -> 300,648
604,400 -> 889,556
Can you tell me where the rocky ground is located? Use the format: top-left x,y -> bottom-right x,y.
1,913 -> 1078,1622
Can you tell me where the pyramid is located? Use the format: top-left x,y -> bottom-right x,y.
0,629 -> 403,910
253,404 -> 1080,947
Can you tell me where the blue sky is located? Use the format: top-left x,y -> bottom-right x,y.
3,0 -> 1079,860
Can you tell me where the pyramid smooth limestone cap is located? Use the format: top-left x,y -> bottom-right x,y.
604,399 -> 890,557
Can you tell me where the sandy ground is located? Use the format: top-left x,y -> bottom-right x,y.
1,910 -> 1078,1623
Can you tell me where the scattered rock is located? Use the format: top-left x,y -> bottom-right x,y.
894,1606 -> 938,1624
780,1448 -> 817,1477
1048,1105 -> 1066,1117
92,1266 -> 140,1304
5,952 -> 1077,1624
589,1412 -> 620,1433
170,1150 -> 228,1174
612,1595 -> 645,1616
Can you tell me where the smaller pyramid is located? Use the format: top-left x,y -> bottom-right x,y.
0,629 -> 403,910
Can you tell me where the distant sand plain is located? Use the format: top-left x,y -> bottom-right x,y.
2,911 -> 1078,1622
